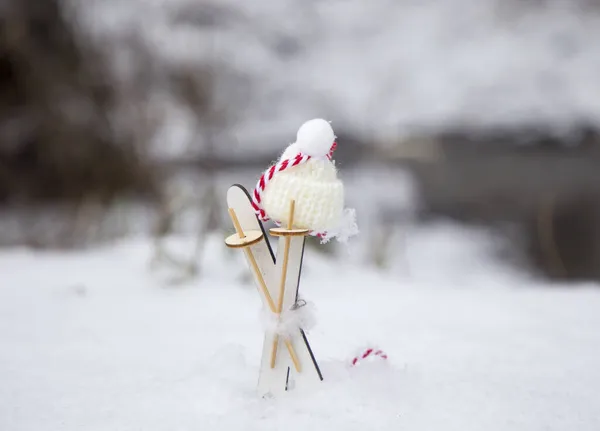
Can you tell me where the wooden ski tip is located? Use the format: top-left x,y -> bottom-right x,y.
224,230 -> 264,248
269,227 -> 310,237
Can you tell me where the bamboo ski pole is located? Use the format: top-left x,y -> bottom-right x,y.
227,207 -> 301,372
228,208 -> 277,312
270,200 -> 302,372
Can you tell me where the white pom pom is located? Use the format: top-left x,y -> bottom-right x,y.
295,118 -> 335,157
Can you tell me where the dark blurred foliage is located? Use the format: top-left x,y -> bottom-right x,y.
0,0 -> 158,205
404,126 -> 600,282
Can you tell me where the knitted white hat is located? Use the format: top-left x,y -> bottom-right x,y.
262,155 -> 344,232
253,119 -> 358,243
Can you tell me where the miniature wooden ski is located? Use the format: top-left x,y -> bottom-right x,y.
225,184 -> 322,398
224,118 -> 358,397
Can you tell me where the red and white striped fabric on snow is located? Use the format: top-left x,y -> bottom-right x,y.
351,348 -> 388,366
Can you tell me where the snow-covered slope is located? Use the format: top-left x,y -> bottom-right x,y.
2,225 -> 600,430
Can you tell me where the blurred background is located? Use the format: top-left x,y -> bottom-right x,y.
2,0 -> 600,284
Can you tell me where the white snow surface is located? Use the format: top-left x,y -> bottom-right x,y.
2,224 -> 600,430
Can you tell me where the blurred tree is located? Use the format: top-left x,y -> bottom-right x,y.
0,0 -> 157,206
0,0 -> 159,248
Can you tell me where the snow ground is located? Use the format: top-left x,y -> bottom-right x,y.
2,224 -> 600,431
